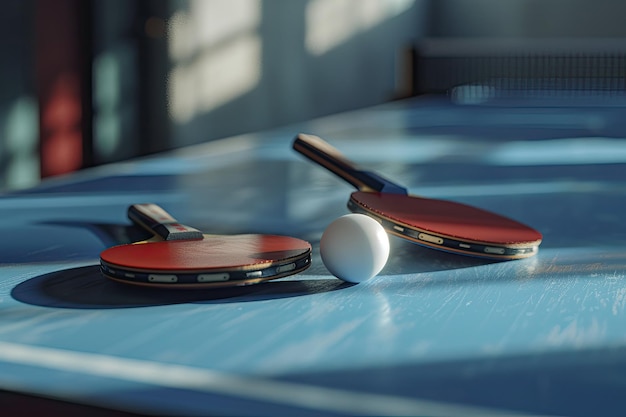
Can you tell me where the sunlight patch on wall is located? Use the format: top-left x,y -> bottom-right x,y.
167,0 -> 262,124
306,0 -> 416,55
168,34 -> 261,124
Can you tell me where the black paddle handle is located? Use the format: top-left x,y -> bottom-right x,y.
128,204 -> 204,241
292,133 -> 406,194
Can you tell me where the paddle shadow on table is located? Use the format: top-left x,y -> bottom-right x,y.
11,237 -> 513,310
11,265 -> 352,309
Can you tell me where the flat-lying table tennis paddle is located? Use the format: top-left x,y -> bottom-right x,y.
293,133 -> 542,260
100,204 -> 312,288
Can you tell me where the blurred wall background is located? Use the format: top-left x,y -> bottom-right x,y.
1,0 -> 625,191
92,0 -> 431,163
0,2 -> 38,190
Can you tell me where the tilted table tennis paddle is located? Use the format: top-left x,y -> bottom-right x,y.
293,133 -> 542,260
100,204 -> 312,288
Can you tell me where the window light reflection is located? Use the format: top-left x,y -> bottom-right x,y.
487,138 -> 626,166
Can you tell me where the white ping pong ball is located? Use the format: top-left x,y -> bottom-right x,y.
320,214 -> 390,283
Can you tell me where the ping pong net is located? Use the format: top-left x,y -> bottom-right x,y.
400,38 -> 626,103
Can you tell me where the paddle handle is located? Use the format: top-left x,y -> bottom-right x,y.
128,204 -> 203,241
292,134 -> 407,194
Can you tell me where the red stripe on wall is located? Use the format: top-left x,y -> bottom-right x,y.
35,0 -> 90,177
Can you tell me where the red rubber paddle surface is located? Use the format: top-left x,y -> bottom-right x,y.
101,234 -> 312,273
351,192 -> 543,246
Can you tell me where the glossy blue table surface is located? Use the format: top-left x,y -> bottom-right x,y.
1,96 -> 626,416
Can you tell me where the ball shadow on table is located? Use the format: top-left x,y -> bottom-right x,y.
10,265 -> 352,310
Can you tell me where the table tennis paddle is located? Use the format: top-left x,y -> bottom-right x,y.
293,133 -> 542,260
100,203 -> 312,288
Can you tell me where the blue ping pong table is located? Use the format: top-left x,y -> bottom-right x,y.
1,95 -> 626,416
